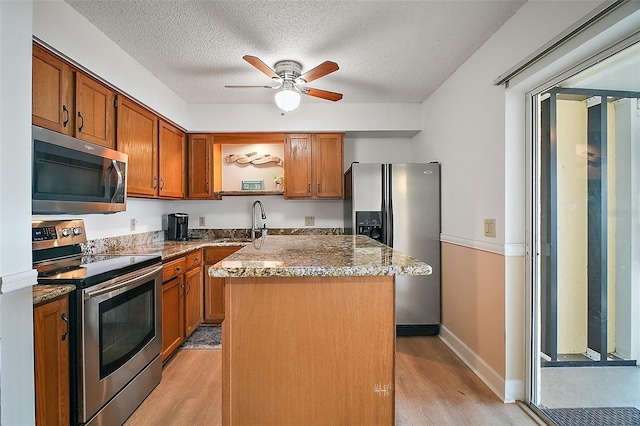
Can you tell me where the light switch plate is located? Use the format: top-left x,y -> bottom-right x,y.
305,216 -> 315,226
484,219 -> 496,238
199,217 -> 205,226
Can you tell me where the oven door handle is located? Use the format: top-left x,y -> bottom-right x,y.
84,266 -> 161,300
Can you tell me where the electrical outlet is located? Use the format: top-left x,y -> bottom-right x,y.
484,219 -> 496,238
305,216 -> 315,226
199,217 -> 205,226
130,218 -> 137,232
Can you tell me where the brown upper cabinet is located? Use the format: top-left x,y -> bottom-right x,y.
158,120 -> 186,198
32,43 -> 74,136
284,133 -> 344,199
32,43 -> 116,149
75,73 -> 116,148
117,97 -> 185,199
187,133 -> 220,199
117,97 -> 159,197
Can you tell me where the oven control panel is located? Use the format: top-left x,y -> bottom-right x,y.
32,219 -> 87,250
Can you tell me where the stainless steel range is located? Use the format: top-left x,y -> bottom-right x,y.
32,219 -> 162,426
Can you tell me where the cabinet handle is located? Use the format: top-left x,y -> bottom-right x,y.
206,181 -> 209,195
62,105 -> 69,127
308,182 -> 311,192
61,314 -> 69,341
181,283 -> 185,297
175,266 -> 181,272
77,112 -> 84,132
194,257 -> 199,262
152,176 -> 158,189
186,282 -> 191,295
159,177 -> 165,190
317,182 -> 320,193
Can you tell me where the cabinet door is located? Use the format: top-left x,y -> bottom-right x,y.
32,44 -> 74,135
204,246 -> 242,323
34,297 -> 70,426
184,266 -> 204,337
161,275 -> 185,362
117,97 -> 159,197
159,120 -> 185,198
187,134 -> 213,198
313,133 -> 344,199
75,72 -> 116,148
284,134 -> 313,198
205,275 -> 225,323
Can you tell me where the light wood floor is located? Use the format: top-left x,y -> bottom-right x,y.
125,336 -> 538,425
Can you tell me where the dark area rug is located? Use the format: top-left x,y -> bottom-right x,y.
180,325 -> 221,350
542,407 -> 640,426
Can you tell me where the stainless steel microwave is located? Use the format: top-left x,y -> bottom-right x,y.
32,125 -> 127,214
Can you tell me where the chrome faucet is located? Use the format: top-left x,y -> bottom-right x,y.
251,200 -> 267,239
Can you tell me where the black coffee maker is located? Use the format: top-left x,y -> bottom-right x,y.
168,213 -> 189,241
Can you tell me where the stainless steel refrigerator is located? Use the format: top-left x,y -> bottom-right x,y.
344,162 -> 440,336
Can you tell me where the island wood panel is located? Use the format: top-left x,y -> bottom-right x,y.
223,275 -> 395,426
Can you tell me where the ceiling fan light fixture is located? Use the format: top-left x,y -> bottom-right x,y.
274,85 -> 301,112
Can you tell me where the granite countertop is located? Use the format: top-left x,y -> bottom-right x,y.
210,235 -> 432,278
33,239 -> 253,305
102,239 -> 251,260
33,284 -> 76,305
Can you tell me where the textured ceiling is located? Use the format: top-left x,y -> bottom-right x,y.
64,0 -> 526,105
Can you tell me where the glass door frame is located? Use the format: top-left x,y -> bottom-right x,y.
525,32 -> 640,413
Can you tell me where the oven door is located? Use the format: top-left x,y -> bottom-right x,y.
80,264 -> 162,423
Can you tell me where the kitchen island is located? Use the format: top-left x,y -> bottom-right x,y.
210,235 -> 431,426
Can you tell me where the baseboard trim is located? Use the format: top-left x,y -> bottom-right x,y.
439,325 -> 523,403
0,269 -> 37,294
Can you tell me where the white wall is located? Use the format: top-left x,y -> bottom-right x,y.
0,2 -> 37,424
344,137 -> 417,169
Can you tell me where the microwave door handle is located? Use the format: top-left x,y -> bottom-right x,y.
105,160 -> 124,201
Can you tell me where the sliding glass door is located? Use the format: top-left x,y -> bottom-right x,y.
530,41 -> 640,425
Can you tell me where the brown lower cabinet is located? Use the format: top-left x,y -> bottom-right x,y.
161,249 -> 203,361
203,246 -> 243,323
34,295 -> 70,426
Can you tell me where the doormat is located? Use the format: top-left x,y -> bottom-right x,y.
541,406 -> 640,426
180,325 -> 221,350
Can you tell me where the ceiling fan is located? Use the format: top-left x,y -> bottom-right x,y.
226,55 -> 343,112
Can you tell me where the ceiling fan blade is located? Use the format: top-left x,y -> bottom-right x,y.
225,85 -> 276,89
243,55 -> 279,79
303,88 -> 343,102
298,61 -> 339,83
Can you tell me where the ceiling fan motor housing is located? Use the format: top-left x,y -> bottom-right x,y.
274,60 -> 304,83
